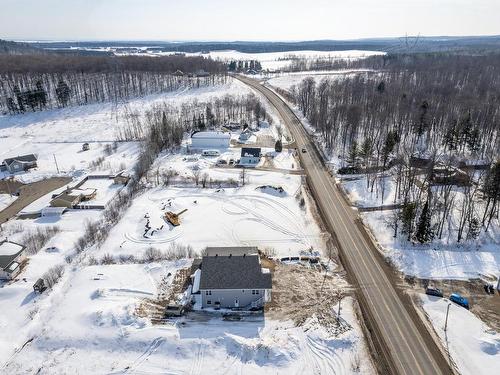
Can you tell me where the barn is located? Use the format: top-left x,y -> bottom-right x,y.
190,131 -> 231,150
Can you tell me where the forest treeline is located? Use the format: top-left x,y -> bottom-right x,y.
290,53 -> 499,244
0,54 -> 227,114
117,93 -> 269,142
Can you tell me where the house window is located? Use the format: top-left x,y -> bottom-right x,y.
207,300 -> 211,305
252,290 -> 260,295
205,290 -> 212,295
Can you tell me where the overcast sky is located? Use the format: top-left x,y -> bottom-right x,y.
1,0 -> 499,41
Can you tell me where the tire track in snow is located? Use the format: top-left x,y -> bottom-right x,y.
123,337 -> 165,374
188,341 -> 206,375
306,335 -> 347,375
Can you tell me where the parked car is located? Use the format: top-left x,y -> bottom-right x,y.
450,293 -> 469,309
301,147 -> 307,153
425,286 -> 443,298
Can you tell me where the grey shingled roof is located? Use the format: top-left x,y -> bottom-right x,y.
199,255 -> 272,290
3,154 -> 37,166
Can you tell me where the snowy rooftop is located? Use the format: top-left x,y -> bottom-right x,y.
191,131 -> 231,139
0,241 -> 24,256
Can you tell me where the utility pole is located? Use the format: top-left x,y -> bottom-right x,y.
53,154 -> 60,173
444,303 -> 451,332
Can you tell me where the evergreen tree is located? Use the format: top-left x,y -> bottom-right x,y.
13,85 -> 25,112
228,61 -> 237,71
400,201 -> 417,241
35,80 -> 47,109
376,81 -> 385,93
415,200 -> 434,243
348,140 -> 358,166
381,130 -> 399,167
275,139 -> 283,153
467,217 -> 481,240
6,97 -> 17,113
55,80 -> 71,107
415,100 -> 429,136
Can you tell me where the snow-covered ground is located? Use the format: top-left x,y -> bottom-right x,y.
420,294 -> 500,375
265,80 -> 500,282
67,47 -> 384,71
266,69 -> 374,90
3,262 -> 372,374
99,178 -> 323,259
0,210 -> 102,363
363,209 -> 500,280
0,78 -> 375,374
188,50 -> 384,71
0,193 -> 16,211
0,79 -> 252,184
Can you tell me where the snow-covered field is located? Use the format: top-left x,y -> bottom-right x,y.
0,79 -> 252,184
3,262 -> 372,374
420,294 -> 500,375
0,78 -> 374,374
187,50 -> 384,71
266,69 -> 374,90
68,47 -> 384,71
99,175 -> 323,259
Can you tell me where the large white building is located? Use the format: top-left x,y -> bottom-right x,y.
190,131 -> 231,150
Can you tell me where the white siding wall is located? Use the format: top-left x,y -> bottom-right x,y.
191,137 -> 230,150
201,289 -> 267,308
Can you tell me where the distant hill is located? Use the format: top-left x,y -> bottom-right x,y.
0,39 -> 45,54
27,35 -> 500,54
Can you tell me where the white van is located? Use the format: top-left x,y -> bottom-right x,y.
202,149 -> 220,157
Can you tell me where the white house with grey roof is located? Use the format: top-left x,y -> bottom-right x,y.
0,240 -> 26,280
192,251 -> 272,309
1,154 -> 38,174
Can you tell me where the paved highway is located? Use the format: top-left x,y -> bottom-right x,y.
236,75 -> 452,375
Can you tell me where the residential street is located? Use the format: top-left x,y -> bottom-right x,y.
236,74 -> 454,375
